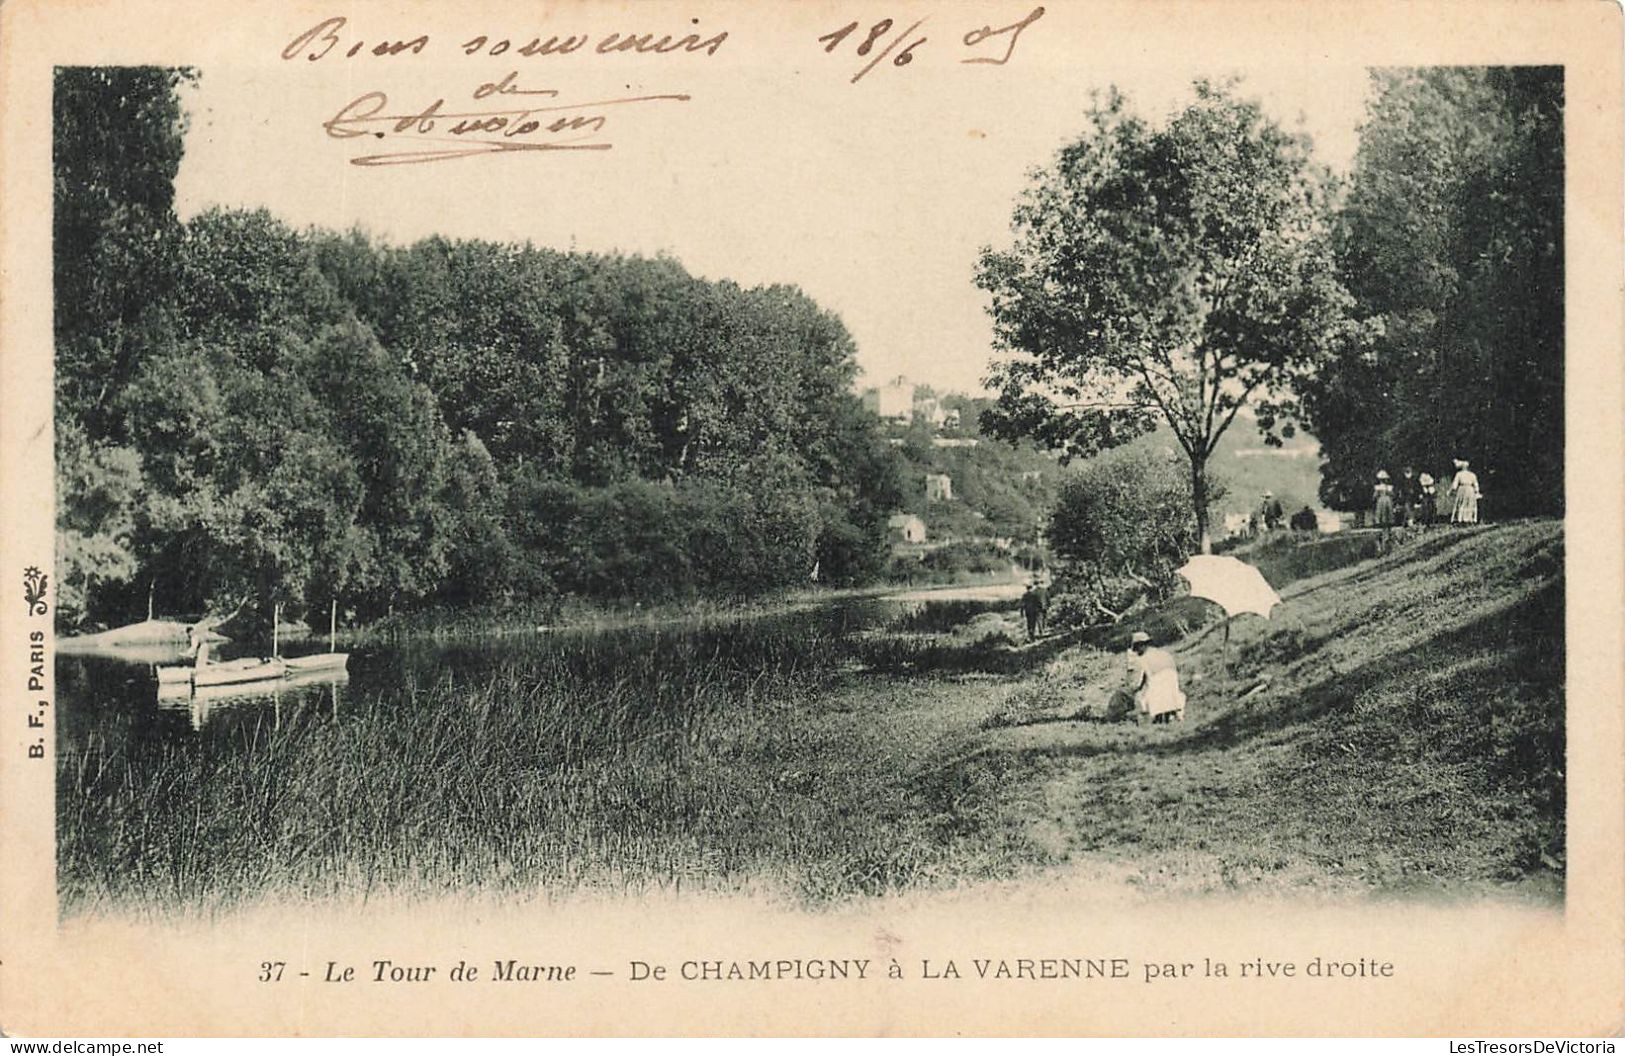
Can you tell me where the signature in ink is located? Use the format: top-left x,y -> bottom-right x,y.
322,72 -> 690,166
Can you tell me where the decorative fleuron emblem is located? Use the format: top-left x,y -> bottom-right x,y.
23,566 -> 48,616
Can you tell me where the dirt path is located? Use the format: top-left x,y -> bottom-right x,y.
882,580 -> 1028,603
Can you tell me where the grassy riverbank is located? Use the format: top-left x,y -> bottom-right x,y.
60,605 -> 1028,911
981,520 -> 1566,897
58,521 -> 1564,914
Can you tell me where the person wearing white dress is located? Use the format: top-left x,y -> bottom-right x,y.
1127,631 -> 1186,724
1450,458 -> 1481,524
1372,470 -> 1395,528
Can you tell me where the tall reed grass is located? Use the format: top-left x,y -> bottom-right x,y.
59,605 -> 1009,912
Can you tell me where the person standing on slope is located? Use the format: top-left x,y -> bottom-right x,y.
1373,470 -> 1395,529
1450,458 -> 1482,525
1021,575 -> 1049,641
1417,472 -> 1438,527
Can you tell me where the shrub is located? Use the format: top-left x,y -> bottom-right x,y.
1047,446 -> 1203,588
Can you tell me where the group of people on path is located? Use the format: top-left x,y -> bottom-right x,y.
1251,492 -> 1286,535
1249,492 -> 1319,538
1372,458 -> 1482,529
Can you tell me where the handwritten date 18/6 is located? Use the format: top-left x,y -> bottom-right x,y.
817,18 -> 927,83
817,6 -> 1044,83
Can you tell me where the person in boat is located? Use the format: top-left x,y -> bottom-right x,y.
186,623 -> 215,668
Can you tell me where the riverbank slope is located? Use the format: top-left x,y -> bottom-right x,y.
960,519 -> 1565,899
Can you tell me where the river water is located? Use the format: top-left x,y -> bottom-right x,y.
55,585 -> 1023,757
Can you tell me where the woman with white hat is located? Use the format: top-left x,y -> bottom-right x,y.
1450,458 -> 1481,525
1372,469 -> 1395,529
1126,631 -> 1185,725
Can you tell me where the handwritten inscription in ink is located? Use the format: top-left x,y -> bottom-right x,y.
817,7 -> 1044,83
322,74 -> 690,166
283,15 -> 730,63
284,8 -> 1048,165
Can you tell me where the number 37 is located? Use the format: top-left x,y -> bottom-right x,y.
258,961 -> 286,982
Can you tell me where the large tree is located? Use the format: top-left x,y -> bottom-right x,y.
54,67 -> 195,624
976,80 -> 1358,551
1303,67 -> 1563,517
54,66 -> 196,440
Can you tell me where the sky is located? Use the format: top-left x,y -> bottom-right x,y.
171,9 -> 1375,395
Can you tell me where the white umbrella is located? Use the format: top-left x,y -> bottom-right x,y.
1176,555 -> 1281,619
1175,555 -> 1281,673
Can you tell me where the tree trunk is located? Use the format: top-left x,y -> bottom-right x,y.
1190,456 -> 1213,555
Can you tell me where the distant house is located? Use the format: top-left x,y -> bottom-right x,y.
861,376 -> 916,422
915,397 -> 948,429
887,513 -> 928,544
924,473 -> 953,502
931,437 -> 979,449
859,376 -> 960,429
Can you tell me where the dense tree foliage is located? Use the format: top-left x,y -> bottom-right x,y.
54,68 -> 901,629
1047,446 -> 1208,584
976,80 -> 1360,552
54,67 -> 196,442
1041,446 -> 1216,624
1301,68 -> 1563,516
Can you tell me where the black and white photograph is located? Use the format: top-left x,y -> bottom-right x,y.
2,0 -> 1621,1039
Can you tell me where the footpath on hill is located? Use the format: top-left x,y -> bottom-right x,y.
846,520 -> 1566,902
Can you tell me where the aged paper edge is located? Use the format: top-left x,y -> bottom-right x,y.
0,0 -> 1620,1038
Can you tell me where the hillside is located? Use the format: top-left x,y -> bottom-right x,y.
953,520 -> 1565,896
61,519 -> 1565,913
884,393 -> 1063,546
1113,417 -> 1329,526
874,383 -> 1328,552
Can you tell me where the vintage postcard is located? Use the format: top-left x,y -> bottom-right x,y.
2,0 -> 1621,1038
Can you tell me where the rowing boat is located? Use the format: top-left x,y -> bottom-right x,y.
155,652 -> 349,689
157,663 -> 350,704
191,656 -> 287,687
154,600 -> 350,691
